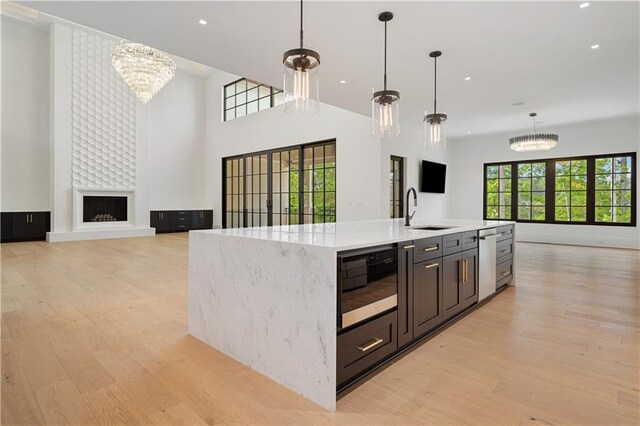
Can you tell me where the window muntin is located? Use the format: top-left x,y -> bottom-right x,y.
224,157 -> 244,228
390,156 -> 404,219
483,152 -> 636,226
224,78 -> 284,122
485,164 -> 512,220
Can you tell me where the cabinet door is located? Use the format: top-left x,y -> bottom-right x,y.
442,253 -> 463,321
413,259 -> 443,337
190,211 -> 203,230
461,249 -> 478,309
28,212 -> 49,240
11,213 -> 29,240
1,213 -> 12,243
397,241 -> 414,347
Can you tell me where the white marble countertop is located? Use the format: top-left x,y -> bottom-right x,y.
192,218 -> 515,251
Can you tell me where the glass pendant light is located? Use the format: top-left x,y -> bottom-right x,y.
283,0 -> 320,114
372,11 -> 400,138
509,113 -> 558,152
424,51 -> 448,150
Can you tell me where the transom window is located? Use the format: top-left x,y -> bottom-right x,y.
224,78 -> 284,122
484,152 -> 636,226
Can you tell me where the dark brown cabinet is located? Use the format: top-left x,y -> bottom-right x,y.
397,241 -> 414,347
1,212 -> 50,243
413,259 -> 443,338
461,248 -> 479,309
150,210 -> 213,233
442,253 -> 463,321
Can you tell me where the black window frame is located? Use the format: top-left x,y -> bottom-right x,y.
483,152 -> 637,226
390,156 -> 404,219
223,78 -> 283,122
222,139 -> 336,229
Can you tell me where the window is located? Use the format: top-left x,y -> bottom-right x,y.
594,155 -> 633,224
390,156 -> 404,219
517,162 -> 546,221
483,152 -> 636,226
555,159 -> 587,222
485,164 -> 512,220
223,140 -> 336,228
223,78 -> 284,121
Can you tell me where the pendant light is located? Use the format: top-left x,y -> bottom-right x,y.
372,12 -> 400,138
509,112 -> 558,152
424,51 -> 447,149
283,0 -> 320,114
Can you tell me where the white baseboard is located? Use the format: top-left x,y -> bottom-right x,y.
46,227 -> 155,242
516,232 -> 640,249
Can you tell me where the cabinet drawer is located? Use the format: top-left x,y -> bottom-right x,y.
497,225 -> 514,241
496,239 -> 513,264
496,258 -> 513,288
442,233 -> 463,256
337,310 -> 397,387
413,236 -> 442,264
461,231 -> 478,251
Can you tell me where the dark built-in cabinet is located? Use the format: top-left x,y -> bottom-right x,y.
150,210 -> 213,234
337,229 -> 484,391
1,212 -> 50,243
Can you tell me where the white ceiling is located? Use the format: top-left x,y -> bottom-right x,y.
22,1 -> 640,139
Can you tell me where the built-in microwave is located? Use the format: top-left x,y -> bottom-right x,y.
337,245 -> 398,329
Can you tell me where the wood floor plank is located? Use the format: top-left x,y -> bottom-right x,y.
1,235 -> 638,425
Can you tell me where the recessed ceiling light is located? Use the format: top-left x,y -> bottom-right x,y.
339,80 -> 346,84
464,76 -> 471,81
467,131 -> 472,135
591,44 -> 599,49
579,2 -> 590,8
198,19 -> 208,25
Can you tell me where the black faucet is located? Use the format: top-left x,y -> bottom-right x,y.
405,187 -> 417,226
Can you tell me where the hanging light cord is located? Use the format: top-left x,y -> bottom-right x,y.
383,20 -> 388,90
532,115 -> 537,133
299,0 -> 304,48
433,55 -> 438,114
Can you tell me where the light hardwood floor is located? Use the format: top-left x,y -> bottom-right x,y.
1,234 -> 638,425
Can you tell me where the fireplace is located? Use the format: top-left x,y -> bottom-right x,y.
83,196 -> 128,222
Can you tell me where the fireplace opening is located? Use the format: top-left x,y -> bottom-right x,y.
83,196 -> 127,222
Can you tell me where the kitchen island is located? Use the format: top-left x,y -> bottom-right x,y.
188,218 -> 515,411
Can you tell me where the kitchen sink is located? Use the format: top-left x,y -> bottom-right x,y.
411,226 -> 456,230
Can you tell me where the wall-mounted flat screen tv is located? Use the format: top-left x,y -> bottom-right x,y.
421,160 -> 446,193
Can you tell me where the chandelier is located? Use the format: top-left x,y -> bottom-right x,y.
509,113 -> 558,152
372,11 -> 400,138
424,51 -> 447,150
111,40 -> 176,104
282,0 -> 320,114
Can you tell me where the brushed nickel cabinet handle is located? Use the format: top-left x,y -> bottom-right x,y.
501,249 -> 510,254
422,246 -> 438,252
501,271 -> 510,277
403,244 -> 416,250
423,262 -> 439,269
357,337 -> 384,352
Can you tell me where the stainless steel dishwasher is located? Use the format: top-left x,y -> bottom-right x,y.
478,228 -> 498,301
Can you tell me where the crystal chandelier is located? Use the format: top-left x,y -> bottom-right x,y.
424,51 -> 447,150
283,0 -> 320,114
372,11 -> 400,138
509,113 -> 558,152
111,40 -> 176,104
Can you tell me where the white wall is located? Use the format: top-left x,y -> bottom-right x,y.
449,115 -> 640,248
149,70 -> 207,210
1,17 -> 50,211
204,70 -> 452,227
